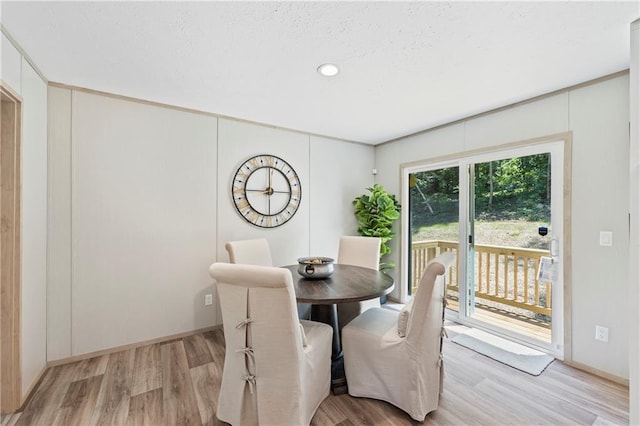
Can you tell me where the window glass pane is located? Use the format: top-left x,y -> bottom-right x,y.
408,166 -> 459,308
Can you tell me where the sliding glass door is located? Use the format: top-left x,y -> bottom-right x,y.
403,140 -> 565,357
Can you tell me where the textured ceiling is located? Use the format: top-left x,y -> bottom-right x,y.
1,1 -> 639,144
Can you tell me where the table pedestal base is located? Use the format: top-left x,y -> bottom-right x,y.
331,356 -> 348,395
311,304 -> 348,395
289,264 -> 394,396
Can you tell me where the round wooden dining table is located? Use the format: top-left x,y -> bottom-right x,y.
283,264 -> 394,393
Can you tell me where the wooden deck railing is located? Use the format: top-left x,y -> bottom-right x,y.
411,240 -> 552,318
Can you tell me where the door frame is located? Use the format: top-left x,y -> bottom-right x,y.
1,84 -> 22,414
400,132 -> 572,360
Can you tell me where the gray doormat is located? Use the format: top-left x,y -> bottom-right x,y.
451,328 -> 554,376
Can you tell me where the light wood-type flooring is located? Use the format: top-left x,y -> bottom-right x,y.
1,323 -> 628,426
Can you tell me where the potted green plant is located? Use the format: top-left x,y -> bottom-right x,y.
353,184 -> 401,272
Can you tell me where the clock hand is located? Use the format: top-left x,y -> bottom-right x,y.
267,168 -> 273,214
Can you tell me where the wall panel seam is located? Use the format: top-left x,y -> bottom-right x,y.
69,89 -> 74,356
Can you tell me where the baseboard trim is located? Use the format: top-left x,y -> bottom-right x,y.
46,324 -> 221,368
564,360 -> 629,386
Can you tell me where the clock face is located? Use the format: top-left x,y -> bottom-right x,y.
232,154 -> 302,228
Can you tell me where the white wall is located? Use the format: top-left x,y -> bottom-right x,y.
47,95 -> 374,356
47,86 -> 72,360
569,76 -> 630,378
47,89 -> 219,357
375,76 -> 630,379
1,33 -> 49,399
629,17 -> 639,425
309,136 -> 375,258
20,57 -> 48,396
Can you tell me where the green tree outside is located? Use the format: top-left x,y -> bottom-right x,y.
410,153 -> 551,248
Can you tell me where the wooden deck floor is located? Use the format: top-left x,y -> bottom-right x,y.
447,297 -> 552,343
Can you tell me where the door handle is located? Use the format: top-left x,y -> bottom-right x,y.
550,238 -> 559,260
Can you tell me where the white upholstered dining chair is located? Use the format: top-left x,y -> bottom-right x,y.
225,238 -> 311,319
225,238 -> 273,266
209,262 -> 332,426
342,251 -> 456,422
336,235 -> 382,328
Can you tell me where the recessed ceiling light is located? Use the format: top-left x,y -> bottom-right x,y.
317,63 -> 339,77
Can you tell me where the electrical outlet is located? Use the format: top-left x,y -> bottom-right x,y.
595,325 -> 609,342
205,294 -> 213,306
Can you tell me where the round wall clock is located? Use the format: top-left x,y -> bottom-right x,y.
231,154 -> 302,228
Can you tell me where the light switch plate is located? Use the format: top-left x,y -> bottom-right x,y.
599,231 -> 613,247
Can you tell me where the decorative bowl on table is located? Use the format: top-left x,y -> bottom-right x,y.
297,257 -> 335,279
